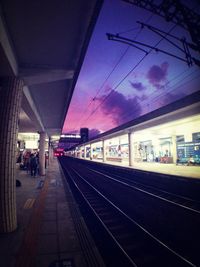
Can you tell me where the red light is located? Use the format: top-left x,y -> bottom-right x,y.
54,152 -> 63,157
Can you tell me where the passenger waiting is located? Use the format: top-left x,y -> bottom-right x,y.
29,153 -> 38,177
188,155 -> 195,166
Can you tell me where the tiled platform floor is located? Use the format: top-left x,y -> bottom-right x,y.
0,158 -> 105,267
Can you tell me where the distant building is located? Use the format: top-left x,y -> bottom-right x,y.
59,128 -> 89,150
80,128 -> 89,143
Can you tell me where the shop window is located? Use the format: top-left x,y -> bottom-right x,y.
92,147 -> 103,159
192,132 -> 200,142
176,135 -> 185,143
120,143 -> 129,158
108,145 -> 119,157
138,140 -> 154,162
159,138 -> 172,157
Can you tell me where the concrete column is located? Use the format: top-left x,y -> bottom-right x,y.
0,77 -> 23,233
102,140 -> 106,162
172,135 -> 177,164
48,139 -> 53,163
39,132 -> 46,176
83,147 -> 85,158
84,146 -> 87,159
128,132 -> 134,166
90,144 -> 93,160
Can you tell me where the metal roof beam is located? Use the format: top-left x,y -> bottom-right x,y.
20,68 -> 74,86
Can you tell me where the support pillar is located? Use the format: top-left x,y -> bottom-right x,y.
128,132 -> 134,167
90,144 -> 93,160
39,132 -> 46,176
48,138 -> 53,163
84,146 -> 87,159
102,140 -> 106,163
172,135 -> 177,164
0,77 -> 23,233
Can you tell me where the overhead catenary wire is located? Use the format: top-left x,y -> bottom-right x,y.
79,23 -> 178,128
70,14 -> 154,132
82,66 -> 200,128
70,3 -> 200,133
70,46 -> 131,132
117,26 -> 141,35
118,68 -> 200,123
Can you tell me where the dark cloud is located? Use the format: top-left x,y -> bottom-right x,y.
89,128 -> 101,139
147,62 -> 168,89
98,90 -> 142,125
129,81 -> 146,91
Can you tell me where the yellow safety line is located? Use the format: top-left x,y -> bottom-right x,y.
15,179 -> 49,267
23,198 -> 35,209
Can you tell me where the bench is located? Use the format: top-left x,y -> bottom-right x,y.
106,157 -> 122,162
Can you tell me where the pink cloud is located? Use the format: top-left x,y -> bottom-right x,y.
62,94 -> 116,133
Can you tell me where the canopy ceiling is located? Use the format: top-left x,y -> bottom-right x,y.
0,0 -> 103,136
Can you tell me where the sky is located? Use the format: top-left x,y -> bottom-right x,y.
62,0 -> 200,139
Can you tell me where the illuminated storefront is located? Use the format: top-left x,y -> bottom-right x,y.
104,135 -> 129,164
91,141 -> 103,160
132,114 -> 200,164
66,93 -> 200,169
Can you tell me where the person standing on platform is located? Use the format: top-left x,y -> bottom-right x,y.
29,153 -> 38,177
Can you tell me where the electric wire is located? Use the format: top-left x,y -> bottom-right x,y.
81,2 -> 200,128
117,26 -> 141,35
122,68 -> 200,117
70,46 -> 131,133
79,23 -> 178,127
118,68 -> 200,123
69,3 -> 199,132
70,14 -> 154,132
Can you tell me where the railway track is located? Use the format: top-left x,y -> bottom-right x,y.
60,157 -> 200,267
88,167 -> 200,214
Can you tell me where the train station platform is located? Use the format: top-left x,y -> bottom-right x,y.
91,158 -> 200,179
132,162 -> 200,179
0,158 -> 105,267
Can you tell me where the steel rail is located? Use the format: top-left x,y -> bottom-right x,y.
62,162 -> 197,267
87,167 -> 200,215
63,164 -> 138,267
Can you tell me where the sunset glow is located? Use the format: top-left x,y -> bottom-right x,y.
63,0 -> 200,138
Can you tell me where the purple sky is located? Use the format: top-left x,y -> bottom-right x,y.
63,0 -> 200,138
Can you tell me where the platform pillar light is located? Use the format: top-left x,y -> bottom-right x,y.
128,132 -> 134,167
39,132 -> 46,176
102,140 -> 106,162
171,135 -> 177,164
0,77 -> 23,233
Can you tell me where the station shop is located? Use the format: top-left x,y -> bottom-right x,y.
70,112 -> 200,167
16,133 -> 50,165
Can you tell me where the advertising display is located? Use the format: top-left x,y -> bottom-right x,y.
177,141 -> 200,165
91,142 -> 103,160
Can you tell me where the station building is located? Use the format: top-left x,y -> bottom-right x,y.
66,91 -> 200,177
